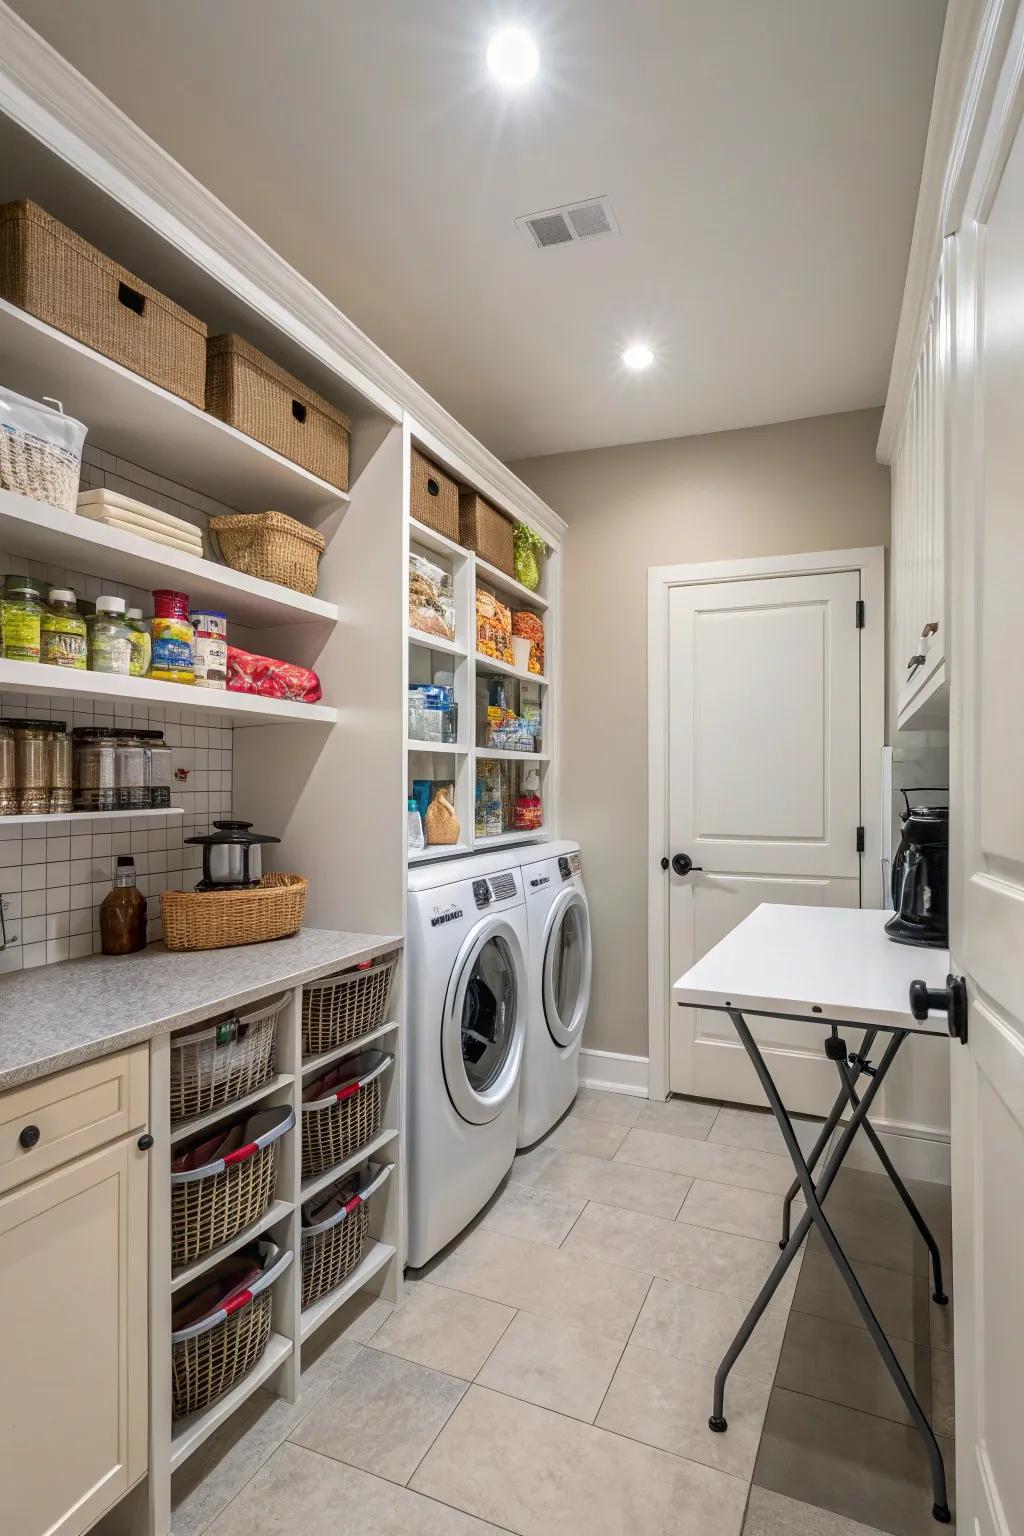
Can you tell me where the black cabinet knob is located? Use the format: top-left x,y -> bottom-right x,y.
671,853 -> 704,877
18,1124 -> 41,1150
909,974 -> 968,1044
137,1133 -> 155,1151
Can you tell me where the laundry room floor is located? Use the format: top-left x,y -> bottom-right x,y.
172,1091 -> 955,1536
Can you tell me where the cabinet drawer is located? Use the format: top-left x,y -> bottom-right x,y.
0,1046 -> 148,1195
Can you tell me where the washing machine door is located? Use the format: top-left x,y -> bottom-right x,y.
442,916 -> 526,1126
542,888 -> 592,1048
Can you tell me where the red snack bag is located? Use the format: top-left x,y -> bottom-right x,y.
226,645 -> 323,703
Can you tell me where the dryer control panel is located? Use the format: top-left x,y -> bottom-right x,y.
558,852 -> 583,881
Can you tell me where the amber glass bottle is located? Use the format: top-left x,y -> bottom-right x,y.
100,855 -> 148,955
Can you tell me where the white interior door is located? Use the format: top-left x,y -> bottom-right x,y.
668,570 -> 863,1112
946,76 -> 1024,1536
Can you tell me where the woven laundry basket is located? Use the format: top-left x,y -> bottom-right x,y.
300,1164 -> 391,1310
210,510 -> 325,598
459,491 -> 515,577
170,1105 -> 293,1266
206,334 -> 350,490
161,874 -> 307,953
302,953 -> 398,1057
0,200 -> 207,405
171,1242 -> 292,1419
410,449 -> 459,539
169,992 -> 286,1125
301,1052 -> 391,1180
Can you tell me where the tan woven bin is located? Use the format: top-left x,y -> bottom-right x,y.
161,874 -> 307,952
210,511 -> 325,597
459,491 -> 515,577
301,1052 -> 390,1180
206,334 -> 351,490
0,200 -> 207,406
410,449 -> 459,540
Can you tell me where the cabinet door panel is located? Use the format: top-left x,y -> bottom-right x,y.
0,1136 -> 148,1536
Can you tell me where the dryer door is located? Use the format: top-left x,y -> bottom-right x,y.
542,888 -> 592,1048
442,916 -> 526,1125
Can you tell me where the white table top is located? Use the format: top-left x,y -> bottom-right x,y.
673,905 -> 950,1035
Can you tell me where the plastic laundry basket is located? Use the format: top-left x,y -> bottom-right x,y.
171,1241 -> 292,1419
300,1163 -> 391,1309
302,954 -> 397,1057
171,1104 -> 294,1267
169,992 -> 286,1125
300,1052 -> 391,1180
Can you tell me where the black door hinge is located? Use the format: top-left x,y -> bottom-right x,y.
855,599 -> 865,628
856,826 -> 865,853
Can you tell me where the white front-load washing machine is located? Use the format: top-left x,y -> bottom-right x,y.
406,851 -> 529,1267
517,840 -> 592,1148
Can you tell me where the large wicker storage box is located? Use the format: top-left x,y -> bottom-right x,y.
410,449 -> 459,540
206,335 -> 351,491
459,491 -> 515,577
0,200 -> 207,407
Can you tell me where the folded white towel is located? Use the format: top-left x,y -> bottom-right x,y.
77,488 -> 204,541
86,514 -> 205,557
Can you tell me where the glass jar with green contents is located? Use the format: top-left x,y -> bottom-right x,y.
89,595 -> 132,675
2,575 -> 43,662
41,588 -> 88,669
124,607 -> 152,677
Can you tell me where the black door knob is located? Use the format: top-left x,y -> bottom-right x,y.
137,1133 -> 155,1151
671,853 -> 703,877
18,1124 -> 40,1150
909,974 -> 968,1043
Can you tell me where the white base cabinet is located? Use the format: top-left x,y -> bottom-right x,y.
0,1051 -> 149,1536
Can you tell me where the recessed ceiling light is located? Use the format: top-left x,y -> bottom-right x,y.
486,26 -> 539,88
622,343 -> 654,371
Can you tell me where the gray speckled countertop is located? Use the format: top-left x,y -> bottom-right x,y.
0,927 -> 402,1091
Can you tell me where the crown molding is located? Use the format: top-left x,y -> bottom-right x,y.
0,3 -> 565,543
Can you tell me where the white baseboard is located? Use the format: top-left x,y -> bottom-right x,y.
578,1048 -> 649,1098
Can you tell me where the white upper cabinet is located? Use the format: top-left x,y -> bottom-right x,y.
890,242 -> 953,729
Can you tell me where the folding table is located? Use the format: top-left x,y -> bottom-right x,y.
673,904 -> 953,1524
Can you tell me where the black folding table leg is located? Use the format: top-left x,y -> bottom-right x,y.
722,1011 -> 951,1526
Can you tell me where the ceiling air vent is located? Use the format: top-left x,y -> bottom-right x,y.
516,196 -> 620,251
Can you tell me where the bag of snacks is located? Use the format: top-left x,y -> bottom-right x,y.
409,552 -> 455,641
512,611 -> 545,675
476,589 -> 513,664
226,645 -> 322,703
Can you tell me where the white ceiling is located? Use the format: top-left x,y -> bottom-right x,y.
10,0 -> 945,461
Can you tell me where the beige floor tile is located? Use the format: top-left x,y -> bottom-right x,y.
563,1200 -> 794,1305
931,1347 -> 955,1438
205,1441 -> 506,1535
505,1141 -> 558,1186
369,1279 -> 514,1380
290,1347 -> 466,1485
616,1127 -> 797,1193
633,1097 -> 719,1141
806,1202 -> 918,1275
709,1105 -> 827,1159
631,1275 -> 790,1385
677,1179 -> 787,1242
545,1114 -> 629,1159
534,1148 -> 692,1218
793,1250 -> 932,1345
302,1288 -> 394,1349
572,1087 -> 644,1126
828,1166 -> 953,1232
476,1309 -> 624,1421
411,1384 -> 749,1536
931,1287 -> 954,1353
743,1485 -> 893,1536
775,1309 -> 931,1426
597,1341 -> 771,1478
480,1178 -> 586,1247
427,1226 -> 651,1341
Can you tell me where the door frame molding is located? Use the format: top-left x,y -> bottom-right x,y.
646,546 -> 886,1101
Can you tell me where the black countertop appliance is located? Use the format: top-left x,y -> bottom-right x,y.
885,790 -> 949,948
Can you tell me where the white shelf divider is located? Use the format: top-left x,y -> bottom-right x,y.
168,1073 -> 296,1146
408,842 -> 472,864
473,652 -> 547,686
475,748 -> 549,763
475,554 -> 549,610
170,1200 -> 294,1294
0,807 -> 184,826
408,629 -> 467,659
298,1127 -> 399,1205
300,1019 -> 399,1080
408,741 -> 467,756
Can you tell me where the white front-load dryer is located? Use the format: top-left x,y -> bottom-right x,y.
517,840 -> 592,1148
406,852 -> 528,1267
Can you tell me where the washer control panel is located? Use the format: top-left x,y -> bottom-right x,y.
558,852 -> 583,881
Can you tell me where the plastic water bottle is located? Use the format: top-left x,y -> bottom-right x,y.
407,797 -> 425,852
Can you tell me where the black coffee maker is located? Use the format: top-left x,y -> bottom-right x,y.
885,789 -> 949,948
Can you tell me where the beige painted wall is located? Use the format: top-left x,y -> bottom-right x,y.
510,407 -> 891,1062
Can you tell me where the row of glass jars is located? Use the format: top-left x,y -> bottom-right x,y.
0,721 -> 173,815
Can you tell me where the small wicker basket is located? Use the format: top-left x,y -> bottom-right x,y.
161,874 -> 307,953
300,1164 -> 391,1310
301,1052 -> 391,1180
170,1105 -> 293,1267
210,511 -> 325,598
459,491 -> 515,577
171,1242 -> 292,1419
302,953 -> 398,1058
169,992 -> 286,1125
410,449 -> 459,539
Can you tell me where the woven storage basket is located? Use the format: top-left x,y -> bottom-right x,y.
171,1243 -> 292,1419
171,1105 -> 293,1267
410,449 -> 459,539
161,874 -> 307,953
0,200 -> 207,406
459,491 -> 515,577
206,334 -> 350,490
300,1165 -> 390,1310
169,992 -> 286,1125
301,1052 -> 391,1180
210,511 -> 325,598
302,953 -> 398,1057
